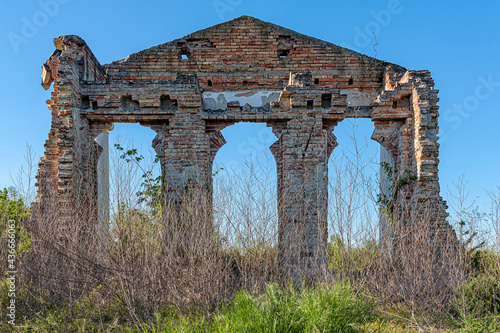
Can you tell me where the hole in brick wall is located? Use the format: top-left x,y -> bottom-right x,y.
307,100 -> 314,110
92,101 -> 98,111
81,96 -> 90,109
278,49 -> 290,58
392,101 -> 398,108
207,79 -> 213,87
314,78 -> 320,85
180,48 -> 190,60
378,76 -> 384,84
160,95 -> 178,111
398,95 -> 410,108
121,95 -> 140,112
321,94 -> 332,109
348,78 -> 354,85
243,80 -> 249,86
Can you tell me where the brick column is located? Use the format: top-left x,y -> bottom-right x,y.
147,118 -> 227,202
409,71 -> 459,270
270,117 -> 337,281
29,36 -> 107,291
154,115 -> 213,201
34,36 -> 103,235
146,117 -> 225,255
372,70 -> 459,272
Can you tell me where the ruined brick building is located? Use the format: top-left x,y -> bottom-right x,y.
35,16 -> 457,278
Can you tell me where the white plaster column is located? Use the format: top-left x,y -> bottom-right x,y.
96,130 -> 110,250
379,145 -> 393,259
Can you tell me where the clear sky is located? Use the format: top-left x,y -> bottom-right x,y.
1,0 -> 499,213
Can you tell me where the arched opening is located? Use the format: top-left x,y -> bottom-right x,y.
96,123 -> 161,234
211,122 -> 278,256
328,118 -> 385,254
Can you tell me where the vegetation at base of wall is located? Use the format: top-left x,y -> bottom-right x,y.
452,249 -> 500,325
328,236 -> 379,274
3,139 -> 500,333
2,279 -> 499,332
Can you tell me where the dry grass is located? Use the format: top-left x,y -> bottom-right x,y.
1,131 -> 499,332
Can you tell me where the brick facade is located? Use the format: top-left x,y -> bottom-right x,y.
34,16 -> 457,279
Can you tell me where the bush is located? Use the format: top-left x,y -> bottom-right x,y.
459,317 -> 500,333
0,188 -> 29,220
455,274 -> 500,318
0,188 -> 31,253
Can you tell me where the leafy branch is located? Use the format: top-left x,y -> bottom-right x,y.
376,162 -> 417,226
114,143 -> 164,216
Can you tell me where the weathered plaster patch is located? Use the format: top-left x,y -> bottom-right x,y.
203,91 -> 281,110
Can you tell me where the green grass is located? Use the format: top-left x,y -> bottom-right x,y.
3,279 -> 500,332
212,281 -> 376,333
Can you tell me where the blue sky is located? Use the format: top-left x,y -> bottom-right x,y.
1,0 -> 499,212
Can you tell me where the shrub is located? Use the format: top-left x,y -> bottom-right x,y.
455,274 -> 500,318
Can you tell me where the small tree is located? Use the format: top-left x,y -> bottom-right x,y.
114,143 -> 164,217
0,187 -> 31,274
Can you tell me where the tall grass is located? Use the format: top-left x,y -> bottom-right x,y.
213,281 -> 375,333
1,124 -> 500,332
